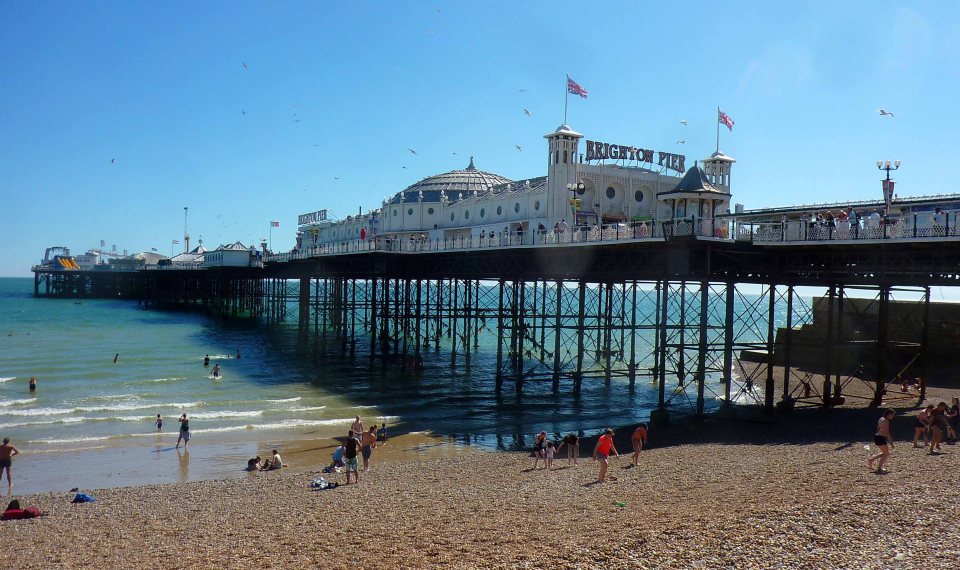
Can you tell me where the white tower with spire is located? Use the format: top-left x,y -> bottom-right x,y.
544,124 -> 583,229
701,151 -> 736,194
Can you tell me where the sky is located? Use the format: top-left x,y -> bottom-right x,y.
2,1 -> 959,276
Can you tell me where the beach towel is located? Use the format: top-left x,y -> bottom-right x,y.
2,507 -> 42,520
71,493 -> 96,503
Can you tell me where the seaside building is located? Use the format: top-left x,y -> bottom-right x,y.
296,125 -> 734,248
203,241 -> 260,267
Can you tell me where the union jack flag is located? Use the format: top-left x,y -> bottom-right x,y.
718,109 -> 734,131
567,75 -> 588,99
270,221 -> 280,227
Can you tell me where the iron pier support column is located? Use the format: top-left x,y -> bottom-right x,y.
824,285 -> 836,408
552,280 -> 563,393
495,279 -> 505,392
696,280 -> 709,416
415,279 -> 423,362
574,281 -> 586,397
920,286 -> 930,403
652,280 -> 670,427
722,283 -> 735,405
369,278 -> 378,359
764,285 -> 777,413
875,285 -> 891,407
628,281 -> 638,390
833,286 -> 845,404
781,285 -> 794,404
451,279 -> 460,367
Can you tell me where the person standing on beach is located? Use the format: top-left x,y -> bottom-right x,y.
155,414 -> 163,432
361,426 -> 377,471
532,431 -> 548,470
556,433 -> 580,466
592,428 -> 620,482
176,414 -> 190,449
377,423 -> 387,443
631,424 -> 649,467
867,409 -> 896,474
344,430 -> 361,484
913,405 -> 934,448
351,416 -> 363,437
0,438 -> 20,488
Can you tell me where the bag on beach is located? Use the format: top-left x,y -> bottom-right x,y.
71,493 -> 96,503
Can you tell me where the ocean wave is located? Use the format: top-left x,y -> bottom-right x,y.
286,406 -> 327,412
0,377 -> 16,383
0,398 -> 37,407
0,407 -> 76,417
191,417 -> 355,434
352,405 -> 379,409
145,377 -> 185,383
266,397 -> 301,403
0,417 -> 85,429
29,435 -> 115,444
1,401 -> 204,417
189,410 -> 263,420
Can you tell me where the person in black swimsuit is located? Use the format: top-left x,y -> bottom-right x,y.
532,431 -> 547,470
344,431 -> 361,484
176,414 -> 190,449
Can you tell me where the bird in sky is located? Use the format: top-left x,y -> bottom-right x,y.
679,120 -> 688,125
515,145 -> 522,151
518,89 -> 526,93
676,140 -> 686,144
333,177 -> 340,180
402,166 -> 408,169
313,144 -> 322,147
408,148 -> 418,156
878,109 -> 895,117
452,152 -> 458,155
242,63 -> 248,70
241,110 -> 245,116
110,158 -> 116,165
523,108 -> 531,117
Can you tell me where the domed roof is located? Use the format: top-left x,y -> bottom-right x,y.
388,157 -> 512,204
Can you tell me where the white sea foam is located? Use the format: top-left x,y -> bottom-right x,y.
286,406 -> 327,412
146,377 -> 185,383
2,400 -> 204,417
352,405 -> 378,409
29,435 -> 114,444
191,418 -> 354,434
0,398 -> 37,407
189,410 -> 263,420
0,377 -> 17,383
0,417 -> 85,429
0,407 -> 76,417
266,397 -> 301,403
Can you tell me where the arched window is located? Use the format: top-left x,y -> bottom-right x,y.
606,187 -> 616,199
634,191 -> 644,203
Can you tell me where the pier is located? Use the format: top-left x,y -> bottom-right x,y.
33,224 -> 960,421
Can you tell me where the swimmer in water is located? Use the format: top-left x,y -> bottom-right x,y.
235,349 -> 240,359
212,363 -> 221,379
203,355 -> 210,367
28,377 -> 37,392
113,353 -> 119,365
155,414 -> 163,431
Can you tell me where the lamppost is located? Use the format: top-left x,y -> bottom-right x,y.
566,181 -> 584,225
876,159 -> 900,217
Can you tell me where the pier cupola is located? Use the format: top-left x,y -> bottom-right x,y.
544,124 -> 583,226
702,151 -> 736,193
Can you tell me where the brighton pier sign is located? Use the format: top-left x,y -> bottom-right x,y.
298,209 -> 328,226
585,140 -> 685,174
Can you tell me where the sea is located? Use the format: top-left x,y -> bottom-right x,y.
0,276 -> 800,494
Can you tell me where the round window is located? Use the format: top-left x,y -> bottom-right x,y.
407,208 -> 414,216
427,207 -> 435,215
514,203 -> 520,213
464,210 -> 470,220
480,208 -> 486,218
450,213 -> 455,221
534,200 -> 541,211
634,191 -> 644,203
497,206 -> 503,215
606,186 -> 616,199
393,209 -> 397,217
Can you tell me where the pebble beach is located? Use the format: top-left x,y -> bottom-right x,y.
5,403 -> 959,569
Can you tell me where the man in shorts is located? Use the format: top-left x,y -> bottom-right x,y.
0,438 -> 20,488
631,424 -> 649,466
360,426 -> 378,471
556,433 -> 580,466
344,430 -> 361,484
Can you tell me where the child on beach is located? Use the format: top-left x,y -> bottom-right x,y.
155,414 -> 163,432
545,441 -> 556,469
532,431 -> 548,470
556,433 -> 580,466
913,405 -> 933,448
867,408 -> 895,474
377,423 -> 388,443
631,424 -> 649,466
593,428 -> 620,482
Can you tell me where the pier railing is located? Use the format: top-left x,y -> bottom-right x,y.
737,210 -> 960,244
266,217 -> 734,263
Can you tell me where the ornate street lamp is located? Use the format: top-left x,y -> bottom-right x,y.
566,181 -> 585,224
876,159 -> 900,217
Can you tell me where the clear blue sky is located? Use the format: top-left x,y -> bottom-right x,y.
2,1 -> 957,276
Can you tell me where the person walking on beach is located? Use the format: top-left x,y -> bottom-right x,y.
344,430 -> 361,484
867,409 -> 896,474
592,428 -> 620,482
929,402 -> 950,454
0,438 -> 20,488
28,377 -> 36,392
913,405 -> 934,448
155,414 -> 163,432
545,441 -> 556,469
556,433 -> 580,466
532,431 -> 548,470
176,414 -> 190,449
361,426 -> 377,471
631,424 -> 649,467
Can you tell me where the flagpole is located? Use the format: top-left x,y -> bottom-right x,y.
564,75 -> 569,125
269,224 -> 272,253
716,107 -> 720,153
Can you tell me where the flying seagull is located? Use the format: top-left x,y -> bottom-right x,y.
408,148 -> 418,156
402,166 -> 408,169
878,109 -> 895,117
523,108 -> 531,117
110,158 -> 116,165
515,145 -> 522,151
452,152 -> 458,155
242,62 -> 248,70
518,89 -> 526,93
241,110 -> 245,116
333,177 -> 340,180
679,120 -> 688,125
676,140 -> 686,144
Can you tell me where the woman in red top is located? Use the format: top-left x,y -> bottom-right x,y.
592,428 -> 620,482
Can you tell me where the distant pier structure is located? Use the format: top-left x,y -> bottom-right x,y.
32,125 -> 960,419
